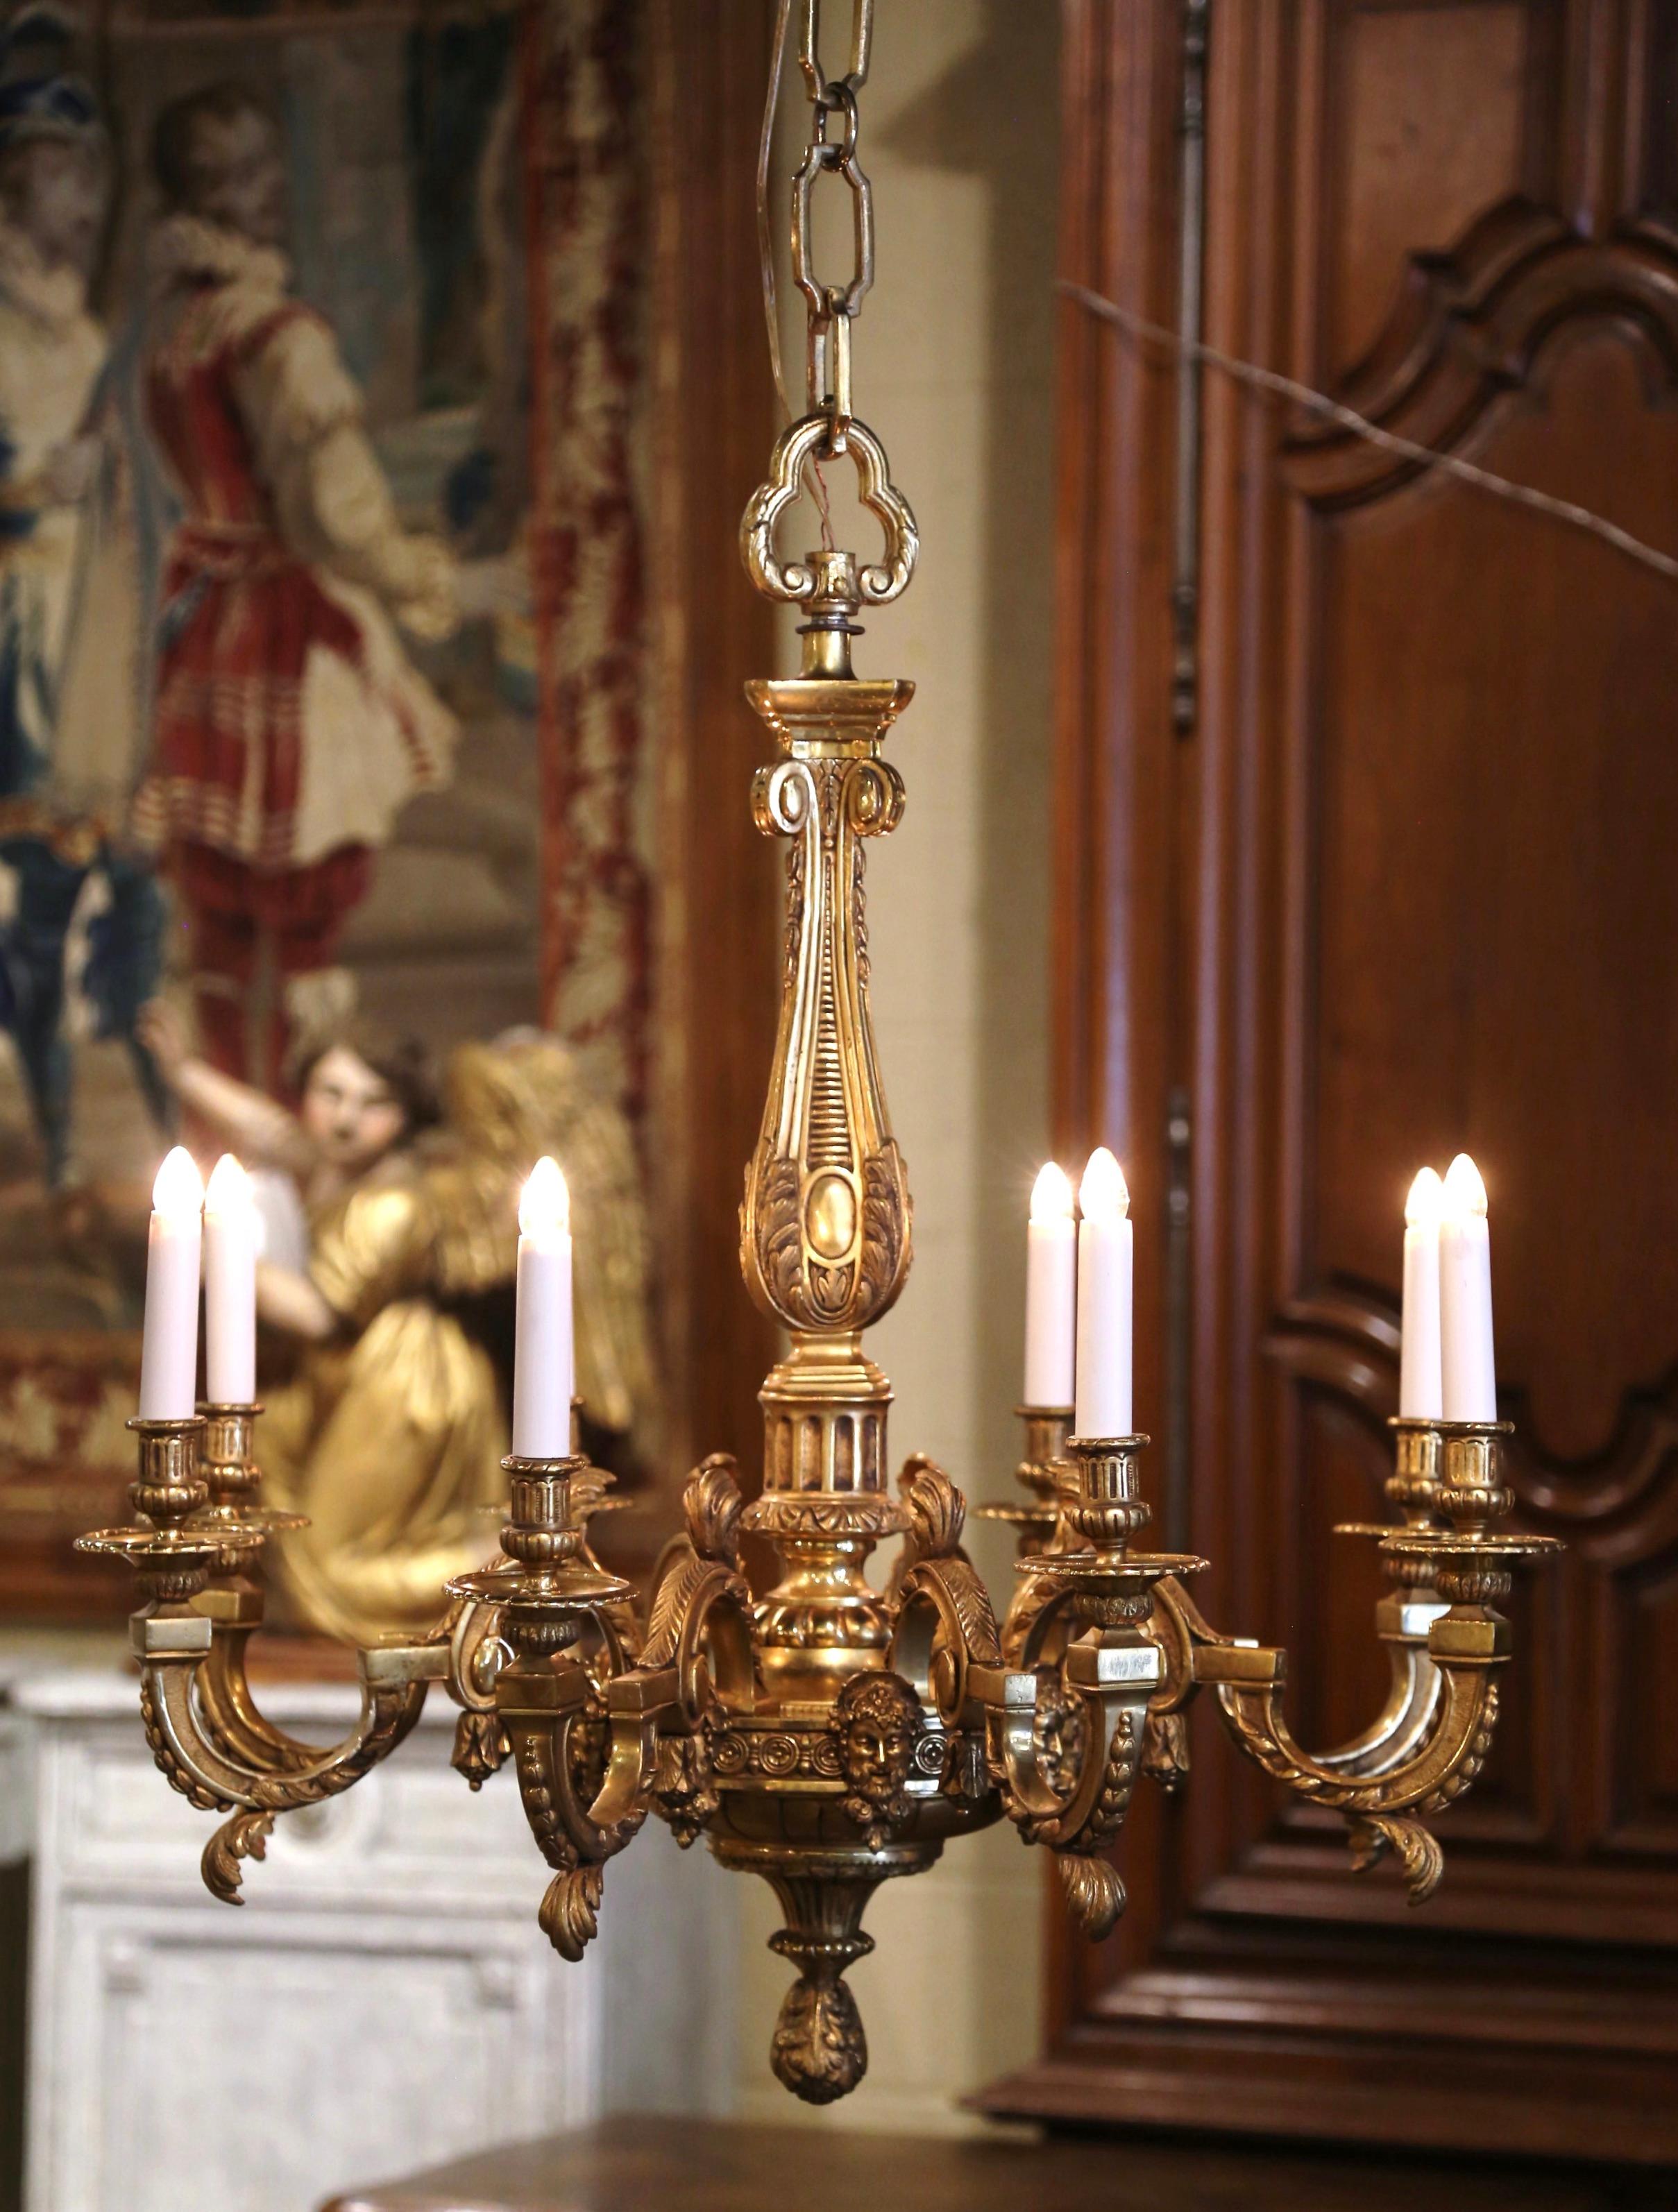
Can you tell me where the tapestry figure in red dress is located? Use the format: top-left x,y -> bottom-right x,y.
134,82 -> 459,1089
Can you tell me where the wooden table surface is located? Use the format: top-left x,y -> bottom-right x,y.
321,2114 -> 1676,2212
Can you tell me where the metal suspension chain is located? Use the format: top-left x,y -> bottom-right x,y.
745,0 -> 916,620
788,0 -> 874,457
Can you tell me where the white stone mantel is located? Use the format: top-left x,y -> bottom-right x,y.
2,1647 -> 736,2212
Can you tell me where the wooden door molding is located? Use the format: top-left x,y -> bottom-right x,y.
983,0 -> 1678,2162
1287,198 -> 1678,503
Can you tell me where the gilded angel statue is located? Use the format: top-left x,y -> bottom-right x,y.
138,1005 -> 657,1643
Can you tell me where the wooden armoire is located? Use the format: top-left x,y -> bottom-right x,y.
983,0 -> 1678,2164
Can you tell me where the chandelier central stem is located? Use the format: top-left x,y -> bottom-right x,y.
735,536 -> 919,1699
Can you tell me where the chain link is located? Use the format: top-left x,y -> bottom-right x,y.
797,0 -> 871,100
788,0 -> 874,453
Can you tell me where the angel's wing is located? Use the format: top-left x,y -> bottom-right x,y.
442,1033 -> 659,1456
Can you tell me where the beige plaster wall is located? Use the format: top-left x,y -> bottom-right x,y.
736,0 -> 1062,2135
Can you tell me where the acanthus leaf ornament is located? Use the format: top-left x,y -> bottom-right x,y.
1057,1844 -> 1126,1941
200,1809 -> 275,1907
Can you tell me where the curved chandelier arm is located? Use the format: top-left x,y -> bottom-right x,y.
888,1459 -> 1003,1726
1187,1617 -> 1497,1905
438,1453 -> 652,1959
985,1649 -> 1158,1939
438,1581 -> 517,1790
496,1645 -> 649,1964
134,1622 -> 444,1905
999,1558 -> 1079,1671
594,1457 -> 759,1848
1303,1420 -> 1458,1781
991,1438 -> 1187,1931
79,1417 -> 452,1904
194,1620 -> 321,1777
883,1456 -> 1164,1940
173,1572 -> 519,1814
1302,1579 -> 1446,1782
1133,1424 -> 1450,1794
182,1583 -> 466,1790
185,1404 -> 322,1778
114,1599 -> 448,1905
1141,1421 -> 1561,1903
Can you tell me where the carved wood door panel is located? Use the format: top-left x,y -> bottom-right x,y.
985,0 -> 1678,2161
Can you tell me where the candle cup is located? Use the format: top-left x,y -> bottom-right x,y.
69,1415 -> 235,1611
503,1454 -> 593,1570
198,1402 -> 264,1517
1385,1415 -> 1446,1527
128,1414 -> 209,1529
1063,1432 -> 1153,1551
1016,1403 -> 1074,1499
1436,1418 -> 1514,1538
1344,1417 -> 1452,1613
78,1415 -> 266,1601
1382,1420 -> 1560,1619
973,1405 -> 1076,1560
192,1399 -> 306,1567
1023,1435 -> 1207,1633
447,1452 -> 632,1657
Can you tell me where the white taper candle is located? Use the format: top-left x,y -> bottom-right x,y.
1024,1162 -> 1076,1406
203,1153 -> 259,1404
1074,1146 -> 1133,1439
511,1155 -> 574,1458
1439,1152 -> 1496,1422
1398,1165 -> 1443,1420
137,1146 -> 204,1420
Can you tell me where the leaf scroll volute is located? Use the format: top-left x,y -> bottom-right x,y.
740,413 -> 918,606
740,708 -> 914,1337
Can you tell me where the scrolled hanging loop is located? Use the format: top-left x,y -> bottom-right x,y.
740,411 -> 918,607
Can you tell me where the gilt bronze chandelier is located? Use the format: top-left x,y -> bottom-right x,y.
80,0 -> 1560,2107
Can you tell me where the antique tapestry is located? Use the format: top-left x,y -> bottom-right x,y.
0,0 -> 651,1614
